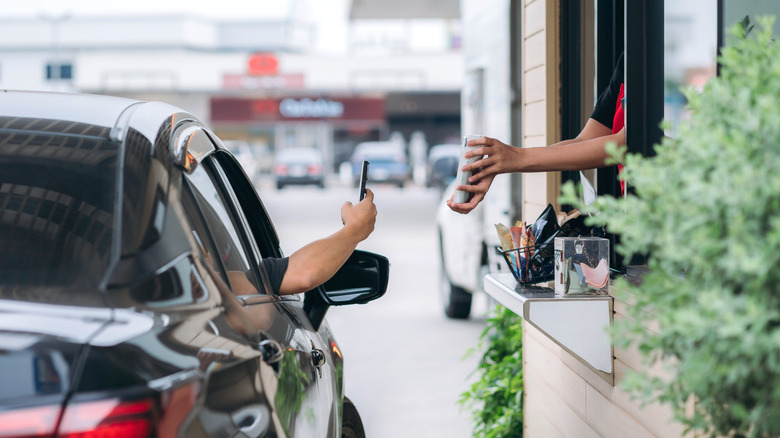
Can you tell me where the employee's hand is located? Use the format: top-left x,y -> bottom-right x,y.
446,174 -> 495,214
341,188 -> 377,241
462,136 -> 522,182
447,136 -> 522,214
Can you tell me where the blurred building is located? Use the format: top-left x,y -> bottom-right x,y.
0,12 -> 462,173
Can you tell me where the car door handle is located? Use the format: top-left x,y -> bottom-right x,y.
311,348 -> 326,369
258,339 -> 283,364
310,339 -> 326,368
310,340 -> 326,378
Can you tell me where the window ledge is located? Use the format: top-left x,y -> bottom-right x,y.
483,273 -> 613,385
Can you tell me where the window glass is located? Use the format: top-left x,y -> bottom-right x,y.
45,63 -> 73,81
723,1 -> 780,38
0,341 -> 76,400
181,186 -> 222,275
59,64 -> 72,80
0,127 -> 118,296
184,160 -> 264,295
663,0 -> 719,135
664,1 -> 780,136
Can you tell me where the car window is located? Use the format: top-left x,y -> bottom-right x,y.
210,151 -> 288,298
207,135 -> 282,260
183,159 -> 266,295
0,126 -> 119,300
180,183 -> 227,282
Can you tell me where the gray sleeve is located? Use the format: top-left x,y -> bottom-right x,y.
261,257 -> 289,295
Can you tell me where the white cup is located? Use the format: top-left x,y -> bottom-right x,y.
453,135 -> 483,204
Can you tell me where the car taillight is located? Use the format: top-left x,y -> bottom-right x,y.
57,398 -> 155,438
0,405 -> 60,437
0,385 -> 198,438
307,164 -> 322,174
274,164 -> 288,175
0,399 -> 154,438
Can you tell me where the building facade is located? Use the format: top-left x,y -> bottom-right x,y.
0,13 -> 463,174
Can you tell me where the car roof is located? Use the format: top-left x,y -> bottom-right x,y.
352,141 -> 405,159
428,143 -> 461,160
354,140 -> 399,151
0,90 -> 194,143
1,90 -> 141,131
276,147 -> 322,161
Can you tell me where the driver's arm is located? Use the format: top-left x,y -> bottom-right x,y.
278,189 -> 377,295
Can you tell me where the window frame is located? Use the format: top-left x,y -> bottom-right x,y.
175,124 -> 271,296
213,149 -> 307,302
205,132 -> 283,261
209,150 -> 302,300
624,1 -> 665,162
202,155 -> 272,296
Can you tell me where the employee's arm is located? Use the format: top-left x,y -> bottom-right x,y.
467,119 -> 618,175
447,120 -> 623,214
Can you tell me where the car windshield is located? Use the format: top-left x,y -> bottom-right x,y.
277,148 -> 321,164
0,120 -> 120,294
433,157 -> 458,174
366,158 -> 402,165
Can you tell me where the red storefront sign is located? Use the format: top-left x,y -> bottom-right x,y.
211,97 -> 386,123
247,53 -> 279,76
222,73 -> 305,90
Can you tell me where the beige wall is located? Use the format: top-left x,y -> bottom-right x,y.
521,0 -> 562,223
523,318 -> 691,437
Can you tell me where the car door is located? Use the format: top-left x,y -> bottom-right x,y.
182,128 -> 330,436
211,145 -> 336,437
209,137 -> 337,436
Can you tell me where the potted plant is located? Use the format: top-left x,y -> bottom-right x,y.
459,305 -> 524,438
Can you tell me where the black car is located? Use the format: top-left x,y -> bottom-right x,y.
0,90 -> 389,438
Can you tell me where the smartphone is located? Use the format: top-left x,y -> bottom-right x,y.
358,160 -> 369,201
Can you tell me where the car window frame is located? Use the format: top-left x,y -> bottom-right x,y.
204,155 -> 276,294
173,124 -> 270,296
209,150 -> 306,302
204,132 -> 283,261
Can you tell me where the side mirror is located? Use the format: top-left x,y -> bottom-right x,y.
320,250 -> 389,306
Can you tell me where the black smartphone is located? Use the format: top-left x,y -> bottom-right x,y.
358,160 -> 369,201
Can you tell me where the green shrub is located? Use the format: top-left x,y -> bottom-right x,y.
459,304 -> 524,438
563,16 -> 780,438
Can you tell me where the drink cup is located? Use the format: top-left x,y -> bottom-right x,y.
453,135 -> 483,204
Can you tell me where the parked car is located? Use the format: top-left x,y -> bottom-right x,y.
435,179 -> 490,319
273,147 -> 325,189
426,143 -> 461,190
350,141 -> 409,188
0,91 -> 389,437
